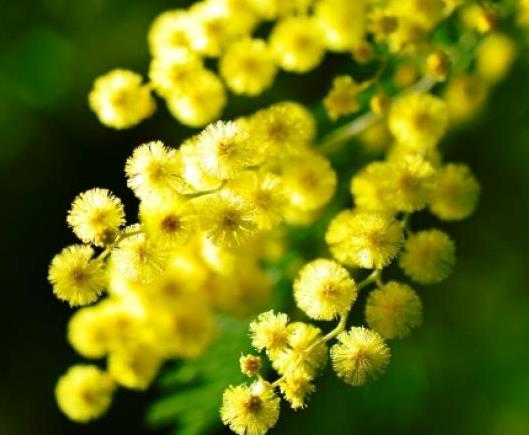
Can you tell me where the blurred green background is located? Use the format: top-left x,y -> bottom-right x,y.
1,1 -> 529,435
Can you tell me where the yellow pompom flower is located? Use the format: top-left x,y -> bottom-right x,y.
179,137 -> 224,192
147,10 -> 193,58
365,281 -> 423,339
315,0 -> 366,52
249,310 -> 290,357
48,245 -> 106,307
351,161 -> 395,212
140,197 -> 197,248
240,354 -> 262,378
389,0 -> 445,31
476,33 -> 516,83
220,38 -> 278,96
426,49 -> 451,82
248,0 -> 312,20
282,151 -> 337,211
125,141 -> 188,201
227,171 -> 286,230
108,340 -> 163,390
443,74 -> 488,124
88,69 -> 155,129
148,53 -> 204,98
324,75 -> 361,120
111,231 -> 169,283
429,163 -> 480,220
294,259 -> 357,321
269,17 -> 325,73
67,188 -> 125,246
367,8 -> 399,42
196,191 -> 258,248
400,229 -> 456,284
326,210 -> 404,269
55,365 -> 116,423
278,373 -> 315,410
195,120 -> 255,179
246,101 -> 316,156
67,306 -> 110,359
272,322 -> 328,378
388,154 -> 437,212
166,69 -> 227,127
388,92 -> 449,150
221,381 -> 280,435
330,327 -> 391,386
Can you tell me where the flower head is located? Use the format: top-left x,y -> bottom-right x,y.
278,373 -> 315,410
324,75 -> 361,120
249,310 -> 290,356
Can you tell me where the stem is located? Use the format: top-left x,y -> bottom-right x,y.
96,228 -> 142,262
317,76 -> 436,155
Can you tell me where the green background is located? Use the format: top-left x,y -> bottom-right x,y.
1,1 -> 528,434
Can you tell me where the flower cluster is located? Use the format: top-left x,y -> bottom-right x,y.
51,0 -> 525,430
49,101 -> 339,422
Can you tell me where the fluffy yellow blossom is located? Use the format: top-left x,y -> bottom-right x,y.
518,0 -> 529,26
55,365 -> 115,423
324,75 -> 361,120
426,50 -> 451,81
140,197 -> 197,248
240,354 -> 262,377
179,137 -> 224,192
245,101 -> 316,156
111,231 -> 169,283
365,281 -> 423,339
388,92 -> 449,150
368,8 -> 399,42
271,322 -> 328,378
67,188 -> 125,246
250,310 -> 290,356
330,327 -> 391,386
351,161 -> 395,212
370,92 -> 391,115
269,17 -> 325,73
248,0 -> 312,20
387,154 -> 437,212
48,245 -> 106,307
326,210 -> 404,269
278,373 -> 315,410
351,40 -> 375,64
477,33 -> 516,83
294,259 -> 357,321
460,3 -> 499,33
148,53 -> 204,97
196,120 -> 255,179
429,163 -> 480,220
221,381 -> 280,435
281,152 -> 337,211
108,340 -> 162,390
227,171 -> 286,230
389,0 -> 445,31
400,229 -> 456,284
147,10 -> 193,58
220,38 -> 278,96
393,62 -> 419,88
315,0 -> 366,52
443,74 -> 488,123
166,69 -> 227,127
88,69 -> 155,129
196,191 -> 258,248
125,141 -> 188,201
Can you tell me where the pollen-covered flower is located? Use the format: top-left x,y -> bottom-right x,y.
389,0 -> 445,31
324,75 -> 361,120
476,32 -> 516,84
443,74 -> 488,123
140,196 -> 197,248
269,17 -> 325,73
282,151 -> 337,211
314,0 -> 366,52
278,373 -> 315,410
351,161 -> 395,212
108,339 -> 163,390
429,163 -> 480,220
48,245 -> 106,307
271,322 -> 328,378
248,0 -> 312,19
220,38 -> 278,96
326,210 -> 404,269
330,327 -> 391,386
400,229 -> 456,284
221,381 -> 280,435
55,365 -> 116,423
147,10 -> 193,58
294,259 -> 357,321
388,92 -> 449,150
148,52 -> 204,97
195,120 -> 255,179
67,188 -> 125,246
365,281 -> 423,339
196,191 -> 258,248
125,141 -> 188,201
166,69 -> 227,127
88,69 -> 155,129
249,310 -> 290,356
240,354 -> 262,378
